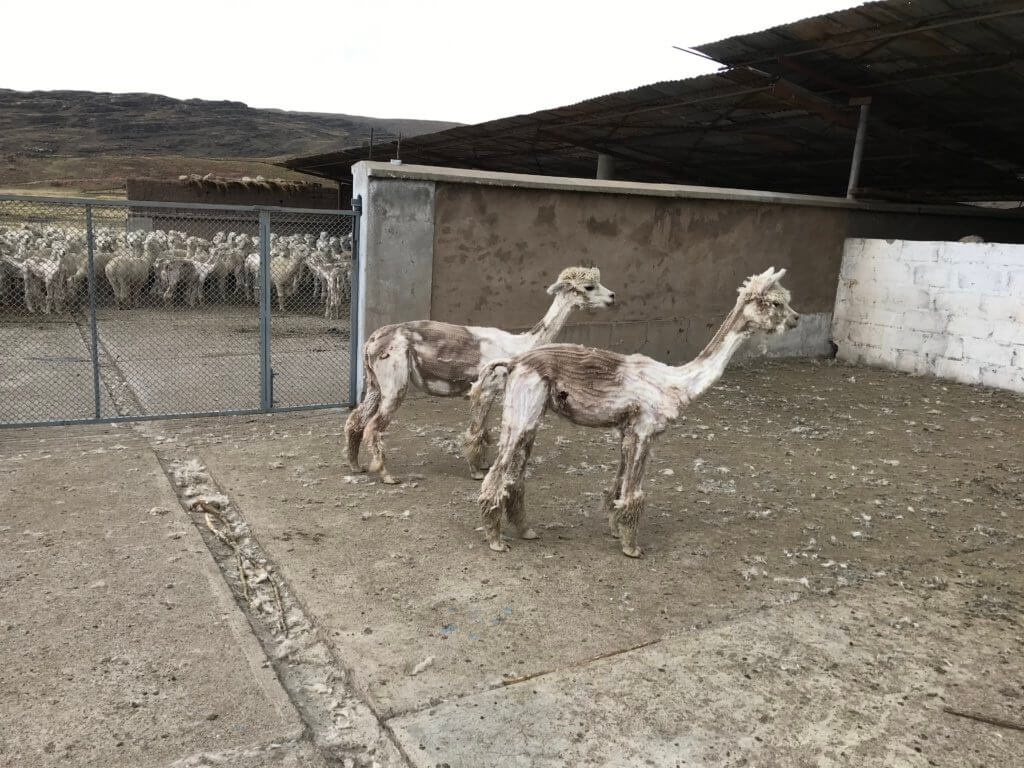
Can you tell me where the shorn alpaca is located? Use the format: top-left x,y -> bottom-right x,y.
346,266 -> 616,484
476,267 -> 799,557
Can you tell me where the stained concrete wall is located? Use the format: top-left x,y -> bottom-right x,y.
351,162 -> 1024,392
833,238 -> 1024,393
431,184 -> 845,363
351,165 -> 436,394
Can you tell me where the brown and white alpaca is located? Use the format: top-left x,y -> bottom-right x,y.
346,266 -> 616,484
475,267 -> 799,557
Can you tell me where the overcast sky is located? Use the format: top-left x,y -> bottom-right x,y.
6,0 -> 857,124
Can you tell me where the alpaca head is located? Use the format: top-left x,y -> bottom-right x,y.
737,267 -> 799,335
546,266 -> 616,309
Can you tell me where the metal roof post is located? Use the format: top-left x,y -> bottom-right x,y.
846,97 -> 872,198
596,153 -> 616,180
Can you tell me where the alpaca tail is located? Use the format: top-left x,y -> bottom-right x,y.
463,359 -> 513,477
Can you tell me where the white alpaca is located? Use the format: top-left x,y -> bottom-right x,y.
346,267 -> 616,484
105,255 -> 150,309
476,267 -> 799,557
20,250 -> 67,314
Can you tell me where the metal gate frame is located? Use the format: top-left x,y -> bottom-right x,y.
0,193 -> 361,428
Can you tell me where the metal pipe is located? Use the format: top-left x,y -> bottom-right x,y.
846,99 -> 871,198
349,195 -> 362,406
596,153 -> 616,180
258,209 -> 272,410
85,206 -> 102,418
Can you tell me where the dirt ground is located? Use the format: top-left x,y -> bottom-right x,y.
2,358 -> 1022,767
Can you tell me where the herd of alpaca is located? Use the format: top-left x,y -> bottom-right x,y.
347,264 -> 799,557
0,224 -> 353,317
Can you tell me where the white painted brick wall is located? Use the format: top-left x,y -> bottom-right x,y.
832,238 -> 1024,394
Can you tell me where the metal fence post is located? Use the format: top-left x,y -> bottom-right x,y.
85,205 -> 102,418
349,196 -> 362,406
258,209 -> 272,410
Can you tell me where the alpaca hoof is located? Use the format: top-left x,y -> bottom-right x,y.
382,475 -> 401,485
520,528 -> 539,540
489,540 -> 510,552
348,463 -> 365,474
621,546 -> 644,558
608,529 -> 620,539
470,469 -> 486,481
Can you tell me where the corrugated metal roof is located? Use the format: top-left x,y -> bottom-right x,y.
283,0 -> 1024,202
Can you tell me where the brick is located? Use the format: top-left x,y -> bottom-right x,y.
932,291 -> 981,315
899,242 -> 941,262
844,320 -> 881,346
918,333 -> 962,358
841,238 -> 866,261
838,253 -> 876,284
853,343 -> 899,369
890,328 -> 925,351
1013,346 -> 1024,368
1006,270 -> 1024,293
940,242 -> 996,266
947,315 -> 996,340
990,321 -> 1023,346
957,267 -> 1008,295
882,285 -> 933,311
913,264 -> 952,289
943,337 -> 965,361
962,338 -> 1015,367
874,259 -> 914,285
978,365 -> 1024,392
933,356 -> 981,386
982,247 -> 1024,269
901,310 -> 949,334
847,305 -> 901,326
895,349 -> 931,376
979,294 -> 1023,323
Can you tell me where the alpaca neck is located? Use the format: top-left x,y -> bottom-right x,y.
523,292 -> 576,347
673,303 -> 750,400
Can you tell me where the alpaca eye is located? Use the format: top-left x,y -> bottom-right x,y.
585,285 -> 595,291
772,301 -> 782,307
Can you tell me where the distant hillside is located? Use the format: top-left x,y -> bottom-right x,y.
0,89 -> 459,194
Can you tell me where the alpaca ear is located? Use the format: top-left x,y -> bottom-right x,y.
772,267 -> 786,283
547,280 -> 568,295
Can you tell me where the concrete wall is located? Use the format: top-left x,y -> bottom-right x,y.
351,162 -> 1024,392
430,183 -> 844,363
832,238 -> 1024,393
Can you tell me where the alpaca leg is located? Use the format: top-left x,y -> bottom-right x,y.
614,432 -> 654,558
363,354 -> 408,485
478,446 -> 519,552
605,429 -> 628,537
345,377 -> 380,472
477,376 -> 546,551
505,430 -> 539,541
463,365 -> 508,480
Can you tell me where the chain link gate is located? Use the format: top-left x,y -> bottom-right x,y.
0,194 -> 360,427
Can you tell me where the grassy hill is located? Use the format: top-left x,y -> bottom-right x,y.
0,89 -> 459,196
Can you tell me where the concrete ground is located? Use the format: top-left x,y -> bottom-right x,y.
2,359 -> 1022,767
0,306 -> 351,424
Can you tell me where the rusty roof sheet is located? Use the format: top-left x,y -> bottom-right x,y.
284,0 -> 1024,202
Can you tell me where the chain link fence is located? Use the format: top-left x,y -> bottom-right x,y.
0,194 -> 359,427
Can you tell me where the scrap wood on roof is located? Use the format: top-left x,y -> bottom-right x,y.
283,0 -> 1024,203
